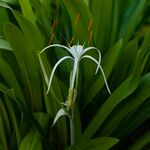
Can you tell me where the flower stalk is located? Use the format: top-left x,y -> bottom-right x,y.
39,43 -> 111,145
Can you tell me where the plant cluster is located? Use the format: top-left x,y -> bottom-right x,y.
0,0 -> 150,150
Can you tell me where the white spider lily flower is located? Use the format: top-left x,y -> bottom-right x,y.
40,44 -> 111,94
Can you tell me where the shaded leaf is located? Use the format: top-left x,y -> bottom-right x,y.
65,137 -> 119,150
119,0 -> 146,43
63,0 -> 92,43
18,0 -> 36,25
100,73 -> 150,136
81,49 -> 150,139
91,0 -> 113,50
129,131 -> 150,150
4,22 -> 42,110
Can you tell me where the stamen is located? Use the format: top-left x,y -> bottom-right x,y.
69,36 -> 75,46
88,19 -> 93,31
49,32 -> 55,44
49,20 -> 57,44
74,13 -> 80,27
88,31 -> 93,46
51,20 -> 57,34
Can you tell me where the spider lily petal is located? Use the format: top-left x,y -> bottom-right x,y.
83,47 -> 101,74
38,54 -> 49,85
52,108 -> 69,127
46,56 -> 74,94
81,55 -> 111,94
40,44 -> 74,56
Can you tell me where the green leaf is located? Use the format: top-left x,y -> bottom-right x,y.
0,97 -> 11,138
19,112 -> 49,150
0,7 -> 9,34
65,137 -> 119,150
100,73 -> 150,136
142,29 -> 150,49
12,10 -> 64,103
114,100 -> 150,138
19,130 -> 43,150
91,0 -> 113,50
62,0 -> 92,43
81,49 -> 150,139
0,57 -> 25,103
29,0 -> 51,36
110,0 -> 119,45
110,38 -> 139,88
0,77 -> 46,142
4,22 -> 42,110
0,112 -> 8,150
119,0 -> 146,43
4,94 -> 21,147
129,131 -> 150,150
18,0 -> 36,26
12,10 -> 44,51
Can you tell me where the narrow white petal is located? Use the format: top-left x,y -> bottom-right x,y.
99,65 -> 111,94
80,55 -> 111,94
46,56 -> 74,94
38,54 -> 49,85
0,1 -> 13,10
52,108 -> 69,127
40,44 -> 74,56
82,47 -> 101,73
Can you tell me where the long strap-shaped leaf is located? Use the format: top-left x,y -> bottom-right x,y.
0,57 -> 25,103
0,109 -> 8,150
100,73 -> 150,136
0,86 -> 46,141
4,22 -> 42,111
18,0 -> 36,26
65,137 -> 119,150
19,112 -> 49,150
81,49 -> 150,139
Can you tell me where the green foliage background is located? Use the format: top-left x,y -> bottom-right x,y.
0,0 -> 150,149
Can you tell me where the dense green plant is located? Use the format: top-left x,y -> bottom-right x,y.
0,0 -> 150,150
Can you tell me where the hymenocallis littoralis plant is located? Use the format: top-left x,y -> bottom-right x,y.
39,42 -> 111,145
38,9 -> 111,146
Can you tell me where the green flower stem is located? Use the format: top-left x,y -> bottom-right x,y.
68,63 -> 80,145
70,118 -> 75,145
40,44 -> 109,145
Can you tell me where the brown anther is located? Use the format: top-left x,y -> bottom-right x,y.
51,20 -> 57,34
74,13 -> 80,27
69,36 -> 75,46
49,33 -> 55,44
88,19 -> 93,31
